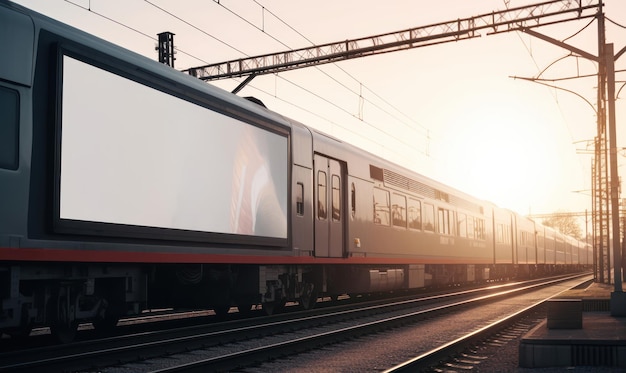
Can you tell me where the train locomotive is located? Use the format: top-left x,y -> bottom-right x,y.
0,0 -> 591,342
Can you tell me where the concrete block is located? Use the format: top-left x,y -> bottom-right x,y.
617,346 -> 626,368
531,344 -> 571,367
518,343 -> 534,368
610,291 -> 626,317
547,299 -> 582,329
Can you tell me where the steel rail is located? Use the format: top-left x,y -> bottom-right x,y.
384,277 -> 592,372
145,274 -> 590,373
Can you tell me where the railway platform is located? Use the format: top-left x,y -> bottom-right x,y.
519,281 -> 626,369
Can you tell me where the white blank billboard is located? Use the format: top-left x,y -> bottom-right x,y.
59,56 -> 288,239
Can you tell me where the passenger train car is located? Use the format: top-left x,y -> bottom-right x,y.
0,1 -> 591,341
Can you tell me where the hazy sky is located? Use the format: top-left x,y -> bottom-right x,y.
12,0 -> 626,223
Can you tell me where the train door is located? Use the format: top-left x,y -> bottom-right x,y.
314,154 -> 345,258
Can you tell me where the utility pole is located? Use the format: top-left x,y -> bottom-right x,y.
502,6 -> 626,315
606,42 -> 624,297
596,2 -> 609,286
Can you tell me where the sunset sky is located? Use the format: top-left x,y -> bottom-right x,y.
12,0 -> 626,225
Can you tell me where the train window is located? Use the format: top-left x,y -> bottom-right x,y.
318,171 -> 327,220
351,182 -> 356,218
0,86 -> 19,170
475,218 -> 485,240
373,187 -> 390,226
504,225 -> 511,244
391,194 -> 407,228
496,224 -> 504,243
466,216 -> 475,239
408,198 -> 421,230
438,207 -> 453,235
296,182 -> 304,216
499,224 -> 510,244
520,231 -> 527,246
458,213 -> 467,237
332,175 -> 341,221
423,203 -> 435,232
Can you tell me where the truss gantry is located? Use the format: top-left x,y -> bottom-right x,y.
183,1 -> 599,81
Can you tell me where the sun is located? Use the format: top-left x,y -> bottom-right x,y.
432,88 -> 576,216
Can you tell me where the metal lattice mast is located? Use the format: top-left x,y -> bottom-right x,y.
594,6 -> 610,284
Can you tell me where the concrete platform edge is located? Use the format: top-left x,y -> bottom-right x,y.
519,316 -> 626,368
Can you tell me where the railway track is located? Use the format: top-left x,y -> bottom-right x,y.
0,274 -> 590,372
384,294 -> 549,372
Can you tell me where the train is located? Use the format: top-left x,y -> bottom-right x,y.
0,0 -> 591,342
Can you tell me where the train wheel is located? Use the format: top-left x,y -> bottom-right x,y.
261,300 -> 285,316
236,304 -> 254,315
8,304 -> 33,340
92,314 -> 120,335
298,283 -> 318,310
48,295 -> 78,344
213,305 -> 231,317
93,299 -> 122,335
8,327 -> 32,340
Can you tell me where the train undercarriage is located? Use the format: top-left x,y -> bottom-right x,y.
0,264 -> 144,343
0,261 -> 586,342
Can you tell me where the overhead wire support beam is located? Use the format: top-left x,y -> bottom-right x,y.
183,0 -> 600,82
520,27 -> 599,61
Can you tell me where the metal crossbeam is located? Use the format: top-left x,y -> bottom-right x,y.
183,0 -> 599,81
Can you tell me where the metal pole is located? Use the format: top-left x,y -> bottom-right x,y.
606,43 -> 623,291
596,6 -> 607,283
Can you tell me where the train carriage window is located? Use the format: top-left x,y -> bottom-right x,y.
458,213 -> 467,238
373,187 -> 390,226
496,224 -> 504,243
296,182 -> 304,216
351,182 -> 356,218
437,207 -> 453,236
332,175 -> 341,221
317,171 -> 327,220
0,86 -> 19,170
505,225 -> 511,244
475,218 -> 485,240
423,203 -> 435,232
391,194 -> 407,228
497,224 -> 511,244
467,216 -> 475,239
408,198 -> 422,230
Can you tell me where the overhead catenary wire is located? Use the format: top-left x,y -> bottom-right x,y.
145,0 -> 431,157
64,0 -> 211,65
211,0 -> 431,140
251,0 -> 431,136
